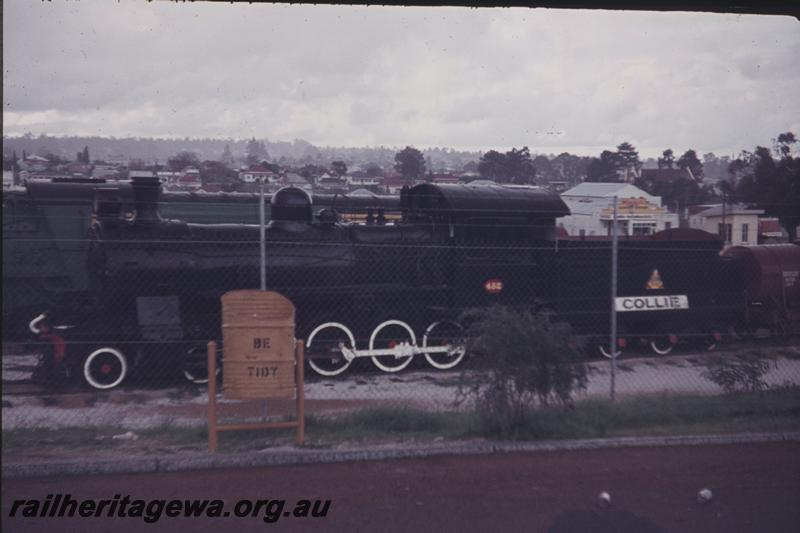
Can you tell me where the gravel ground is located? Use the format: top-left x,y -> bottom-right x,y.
3,348 -> 800,431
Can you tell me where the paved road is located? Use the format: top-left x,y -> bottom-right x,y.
3,441 -> 799,532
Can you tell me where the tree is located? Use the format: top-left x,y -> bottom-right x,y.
43,153 -> 69,165
462,160 -> 479,173
735,139 -> 800,238
613,142 -> 641,182
677,149 -> 703,180
200,160 -> 238,183
245,138 -> 269,166
297,164 -> 328,180
585,150 -> 621,182
616,142 -> 640,170
167,151 -> 201,172
331,160 -> 347,178
775,132 -> 797,158
657,149 -> 675,169
478,150 -> 506,182
219,144 -> 235,166
2,153 -> 14,171
365,164 -> 383,177
504,146 -> 537,185
74,147 -> 90,164
477,147 -> 537,184
552,152 -> 590,185
637,175 -> 711,215
531,155 -> 553,184
394,146 -> 426,183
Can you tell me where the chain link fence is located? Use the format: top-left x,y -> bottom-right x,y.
3,184 -> 800,447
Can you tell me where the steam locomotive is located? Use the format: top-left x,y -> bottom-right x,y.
19,176 -> 800,390
2,178 -> 399,342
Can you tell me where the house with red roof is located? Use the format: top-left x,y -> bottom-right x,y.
176,167 -> 202,191
758,217 -> 785,243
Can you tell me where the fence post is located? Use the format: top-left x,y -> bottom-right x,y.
259,180 -> 268,418
296,340 -> 305,445
207,340 -> 218,453
259,178 -> 266,291
610,196 -> 618,402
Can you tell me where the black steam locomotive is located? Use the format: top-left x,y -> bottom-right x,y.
2,178 -> 399,342
23,176 -> 800,390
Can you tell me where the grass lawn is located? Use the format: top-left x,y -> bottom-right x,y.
3,387 -> 799,455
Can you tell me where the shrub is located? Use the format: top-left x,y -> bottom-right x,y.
700,353 -> 776,394
456,305 -> 588,436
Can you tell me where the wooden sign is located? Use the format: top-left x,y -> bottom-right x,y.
221,290 -> 296,399
208,290 -> 305,452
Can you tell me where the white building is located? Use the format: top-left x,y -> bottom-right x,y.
157,171 -> 180,186
688,204 -> 763,246
346,175 -> 381,187
239,170 -> 280,184
558,183 -> 678,238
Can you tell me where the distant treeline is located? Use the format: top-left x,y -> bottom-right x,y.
2,133 -> 741,185
1,134 -> 482,172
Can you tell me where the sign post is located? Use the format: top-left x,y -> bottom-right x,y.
207,290 -> 305,452
610,195 -> 618,402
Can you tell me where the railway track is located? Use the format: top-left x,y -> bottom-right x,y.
2,381 -> 55,397
3,337 -> 797,397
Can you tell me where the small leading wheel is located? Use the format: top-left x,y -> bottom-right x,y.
649,335 -> 677,356
182,344 -> 221,384
307,322 -> 356,377
704,331 -> 722,352
597,342 -> 624,359
83,347 -> 128,390
370,320 -> 416,373
422,320 -> 467,370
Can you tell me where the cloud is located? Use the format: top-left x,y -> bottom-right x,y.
3,2 -> 799,158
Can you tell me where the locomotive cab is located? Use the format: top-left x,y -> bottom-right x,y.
401,183 -> 569,308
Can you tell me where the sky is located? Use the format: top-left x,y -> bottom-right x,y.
3,1 -> 799,158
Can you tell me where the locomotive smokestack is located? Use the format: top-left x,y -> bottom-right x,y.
130,171 -> 162,224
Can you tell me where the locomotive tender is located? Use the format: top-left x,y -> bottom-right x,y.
18,175 -> 800,390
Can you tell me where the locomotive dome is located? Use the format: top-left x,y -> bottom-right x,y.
271,186 -> 313,223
